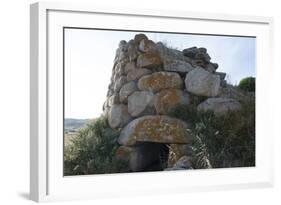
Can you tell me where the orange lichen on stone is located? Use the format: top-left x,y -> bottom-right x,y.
135,117 -> 182,142
138,72 -> 183,92
144,52 -> 162,64
118,115 -> 192,146
154,89 -> 180,113
139,39 -> 158,53
136,52 -> 162,69
160,89 -> 180,103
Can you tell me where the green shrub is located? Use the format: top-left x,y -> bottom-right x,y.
193,103 -> 255,168
238,77 -> 255,92
167,98 -> 255,169
64,116 -> 128,176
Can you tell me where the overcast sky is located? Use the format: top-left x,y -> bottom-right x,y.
64,29 -> 256,119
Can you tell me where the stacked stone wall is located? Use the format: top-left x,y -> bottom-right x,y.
103,34 -> 241,171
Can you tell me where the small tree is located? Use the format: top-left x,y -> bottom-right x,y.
64,116 -> 128,175
238,77 -> 255,92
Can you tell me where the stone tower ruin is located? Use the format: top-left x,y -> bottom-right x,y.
103,34 -> 241,172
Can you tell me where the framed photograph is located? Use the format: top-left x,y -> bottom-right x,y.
30,2 -> 274,202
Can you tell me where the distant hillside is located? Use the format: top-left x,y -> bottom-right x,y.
64,118 -> 88,130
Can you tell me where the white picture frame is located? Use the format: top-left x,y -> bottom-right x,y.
30,2 -> 274,202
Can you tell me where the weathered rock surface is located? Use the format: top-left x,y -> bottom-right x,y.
108,94 -> 120,106
114,75 -> 127,92
108,104 -> 132,128
106,87 -> 114,98
114,61 -> 126,75
163,59 -> 194,73
114,41 -> 128,64
154,89 -> 190,114
185,67 -> 220,96
205,63 -> 218,73
126,68 -> 152,81
182,47 -> 218,70
183,47 -> 211,63
136,53 -> 162,69
128,91 -> 155,117
118,115 -> 192,146
139,39 -> 158,53
134,33 -> 148,44
119,81 -> 138,103
136,37 -> 163,69
127,40 -> 139,62
124,62 -> 138,74
195,52 -> 211,63
182,47 -> 198,58
197,97 -> 242,116
138,72 -> 183,92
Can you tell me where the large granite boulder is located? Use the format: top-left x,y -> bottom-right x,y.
124,62 -> 138,74
197,97 -> 242,116
138,72 -> 183,92
205,63 -> 218,73
185,67 -> 220,96
139,39 -> 158,53
126,68 -> 152,81
163,59 -> 194,73
137,38 -> 162,68
108,104 -> 132,128
128,91 -> 155,117
114,75 -> 127,92
114,61 -> 126,75
114,41 -> 128,64
108,94 -> 120,106
182,47 -> 198,58
183,47 -> 210,63
119,81 -> 138,103
118,115 -> 192,146
136,52 -> 162,69
195,51 -> 211,63
127,40 -> 139,62
183,47 -> 217,70
154,89 -> 190,114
